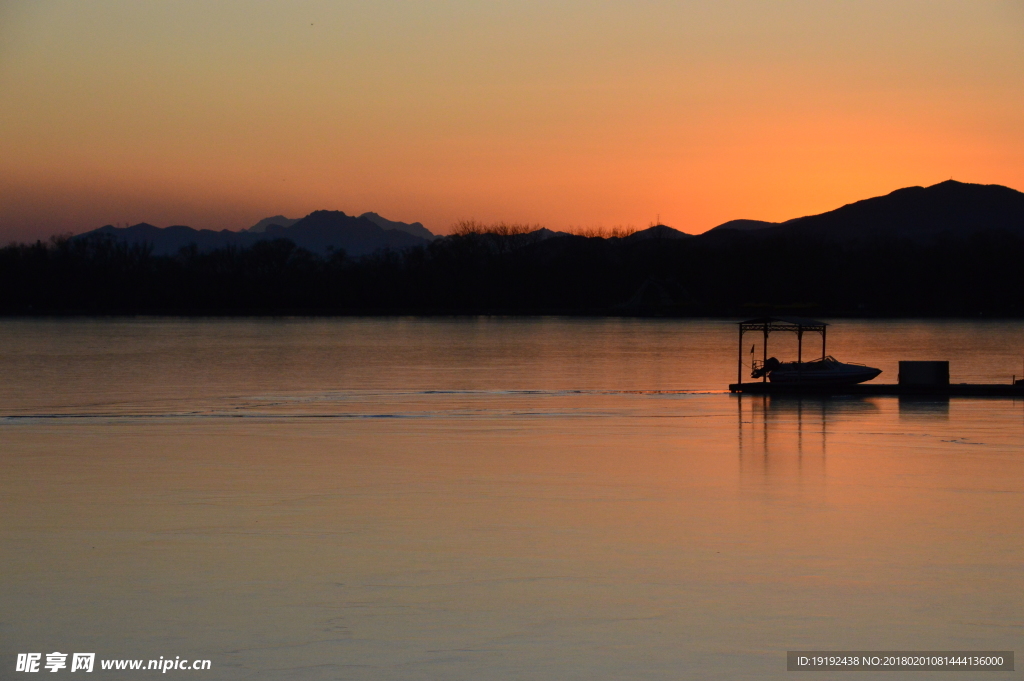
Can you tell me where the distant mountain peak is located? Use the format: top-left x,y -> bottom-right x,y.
247,215 -> 300,233
624,225 -> 692,241
708,219 -> 778,233
248,211 -> 435,240
359,212 -> 436,240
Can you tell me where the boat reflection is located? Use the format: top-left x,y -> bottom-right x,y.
735,394 -> 881,480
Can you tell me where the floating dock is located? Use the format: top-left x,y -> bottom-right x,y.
730,317 -> 1024,397
729,382 -> 1024,397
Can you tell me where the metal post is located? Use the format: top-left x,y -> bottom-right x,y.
762,323 -> 769,383
797,328 -> 803,363
737,391 -> 743,459
737,325 -> 743,385
821,326 -> 827,360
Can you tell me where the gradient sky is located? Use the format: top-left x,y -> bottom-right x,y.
1,0 -> 1023,241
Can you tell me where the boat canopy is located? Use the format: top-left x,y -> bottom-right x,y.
737,317 -> 828,383
738,316 -> 827,332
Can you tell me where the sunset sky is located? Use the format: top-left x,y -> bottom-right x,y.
1,0 -> 1022,241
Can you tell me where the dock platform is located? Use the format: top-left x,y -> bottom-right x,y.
729,382 -> 1024,396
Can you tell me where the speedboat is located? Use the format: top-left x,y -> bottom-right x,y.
752,356 -> 881,385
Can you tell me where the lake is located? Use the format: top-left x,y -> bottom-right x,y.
2,317 -> 1022,679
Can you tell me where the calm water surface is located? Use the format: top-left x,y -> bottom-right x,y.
2,318 -> 1023,680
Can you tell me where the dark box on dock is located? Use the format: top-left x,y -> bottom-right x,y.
898,361 -> 950,386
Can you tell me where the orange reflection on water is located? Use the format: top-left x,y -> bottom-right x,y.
1,319 -> 1023,679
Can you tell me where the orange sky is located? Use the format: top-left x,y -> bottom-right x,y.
1,1 -> 1022,241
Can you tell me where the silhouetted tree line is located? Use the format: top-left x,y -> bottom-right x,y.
1,228 -> 1022,316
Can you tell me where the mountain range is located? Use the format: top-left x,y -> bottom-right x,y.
10,180 -> 1024,317
73,180 -> 1024,258
79,211 -> 435,257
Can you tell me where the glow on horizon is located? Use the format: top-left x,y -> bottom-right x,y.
1,0 -> 1022,241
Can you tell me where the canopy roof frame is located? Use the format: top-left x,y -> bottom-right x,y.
737,317 -> 829,383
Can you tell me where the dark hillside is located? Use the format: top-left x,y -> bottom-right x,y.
775,180 -> 1024,242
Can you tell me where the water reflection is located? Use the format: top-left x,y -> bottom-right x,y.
4,319 -> 1024,680
735,395 -> 885,479
898,395 -> 951,420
